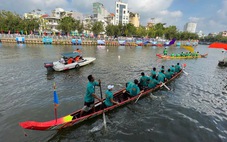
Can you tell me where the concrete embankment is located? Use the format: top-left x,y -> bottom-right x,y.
0,37 -> 143,46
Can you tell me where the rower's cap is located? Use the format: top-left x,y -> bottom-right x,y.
107,85 -> 114,90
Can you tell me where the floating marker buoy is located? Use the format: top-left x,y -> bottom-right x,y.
118,55 -> 120,59
107,49 -> 109,52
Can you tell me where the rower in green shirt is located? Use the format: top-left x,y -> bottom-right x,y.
104,85 -> 119,107
163,48 -> 168,55
171,53 -> 175,57
165,69 -> 173,80
188,52 -> 192,56
150,67 -> 157,77
185,52 -> 189,57
148,75 -> 160,89
196,51 -> 199,57
175,63 -> 181,72
170,65 -> 175,73
157,70 -> 166,83
160,66 -> 165,73
130,79 -> 141,97
139,72 -> 149,89
126,81 -> 134,93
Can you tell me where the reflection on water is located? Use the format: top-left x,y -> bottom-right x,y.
0,44 -> 226,142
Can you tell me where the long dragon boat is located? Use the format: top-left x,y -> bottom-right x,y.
19,69 -> 184,131
156,53 -> 208,59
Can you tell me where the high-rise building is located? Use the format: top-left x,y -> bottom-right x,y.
114,1 -> 129,25
129,12 -> 140,27
93,2 -> 109,22
184,22 -> 197,33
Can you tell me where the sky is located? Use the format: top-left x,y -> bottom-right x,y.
0,0 -> 227,35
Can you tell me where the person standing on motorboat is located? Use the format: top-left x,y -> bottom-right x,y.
60,56 -> 66,64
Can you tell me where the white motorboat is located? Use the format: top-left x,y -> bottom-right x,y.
44,52 -> 96,72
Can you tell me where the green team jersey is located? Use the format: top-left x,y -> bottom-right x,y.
104,90 -> 114,107
84,81 -> 99,103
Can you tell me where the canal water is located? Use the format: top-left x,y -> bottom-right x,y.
0,43 -> 226,142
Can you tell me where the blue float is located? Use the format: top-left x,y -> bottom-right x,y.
97,40 -> 105,45
16,37 -> 25,44
71,39 -> 82,45
42,37 -> 53,44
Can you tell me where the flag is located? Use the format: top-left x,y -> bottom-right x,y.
53,82 -> 59,106
182,45 -> 194,52
53,90 -> 59,105
53,82 -> 59,122
209,42 -> 227,50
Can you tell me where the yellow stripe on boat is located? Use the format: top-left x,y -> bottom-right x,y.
63,115 -> 73,122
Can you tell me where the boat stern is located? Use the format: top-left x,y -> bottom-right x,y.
44,62 -> 54,71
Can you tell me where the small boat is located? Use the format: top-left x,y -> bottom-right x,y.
218,59 -> 227,67
19,69 -> 184,131
156,53 -> 208,59
209,42 -> 227,67
44,52 -> 96,72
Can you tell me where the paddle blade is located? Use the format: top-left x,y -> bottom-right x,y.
103,112 -> 107,129
161,83 -> 170,91
183,70 -> 189,75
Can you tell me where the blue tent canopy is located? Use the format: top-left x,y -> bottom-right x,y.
61,52 -> 81,58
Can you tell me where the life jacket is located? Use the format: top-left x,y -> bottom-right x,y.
67,58 -> 73,64
75,56 -> 80,62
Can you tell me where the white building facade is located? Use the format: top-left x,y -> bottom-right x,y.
24,9 -> 46,19
114,1 -> 129,25
184,22 -> 197,33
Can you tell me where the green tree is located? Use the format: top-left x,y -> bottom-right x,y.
136,26 -> 147,37
75,20 -> 84,34
57,16 -> 76,34
124,23 -> 136,36
92,21 -> 104,36
165,26 -> 177,40
0,10 -> 22,33
105,24 -> 115,36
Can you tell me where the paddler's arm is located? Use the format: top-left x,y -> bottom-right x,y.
111,98 -> 119,105
93,79 -> 102,102
92,93 -> 103,102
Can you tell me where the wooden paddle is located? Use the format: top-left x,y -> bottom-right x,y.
182,64 -> 189,75
99,84 -> 107,129
135,91 -> 144,103
161,82 -> 170,91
